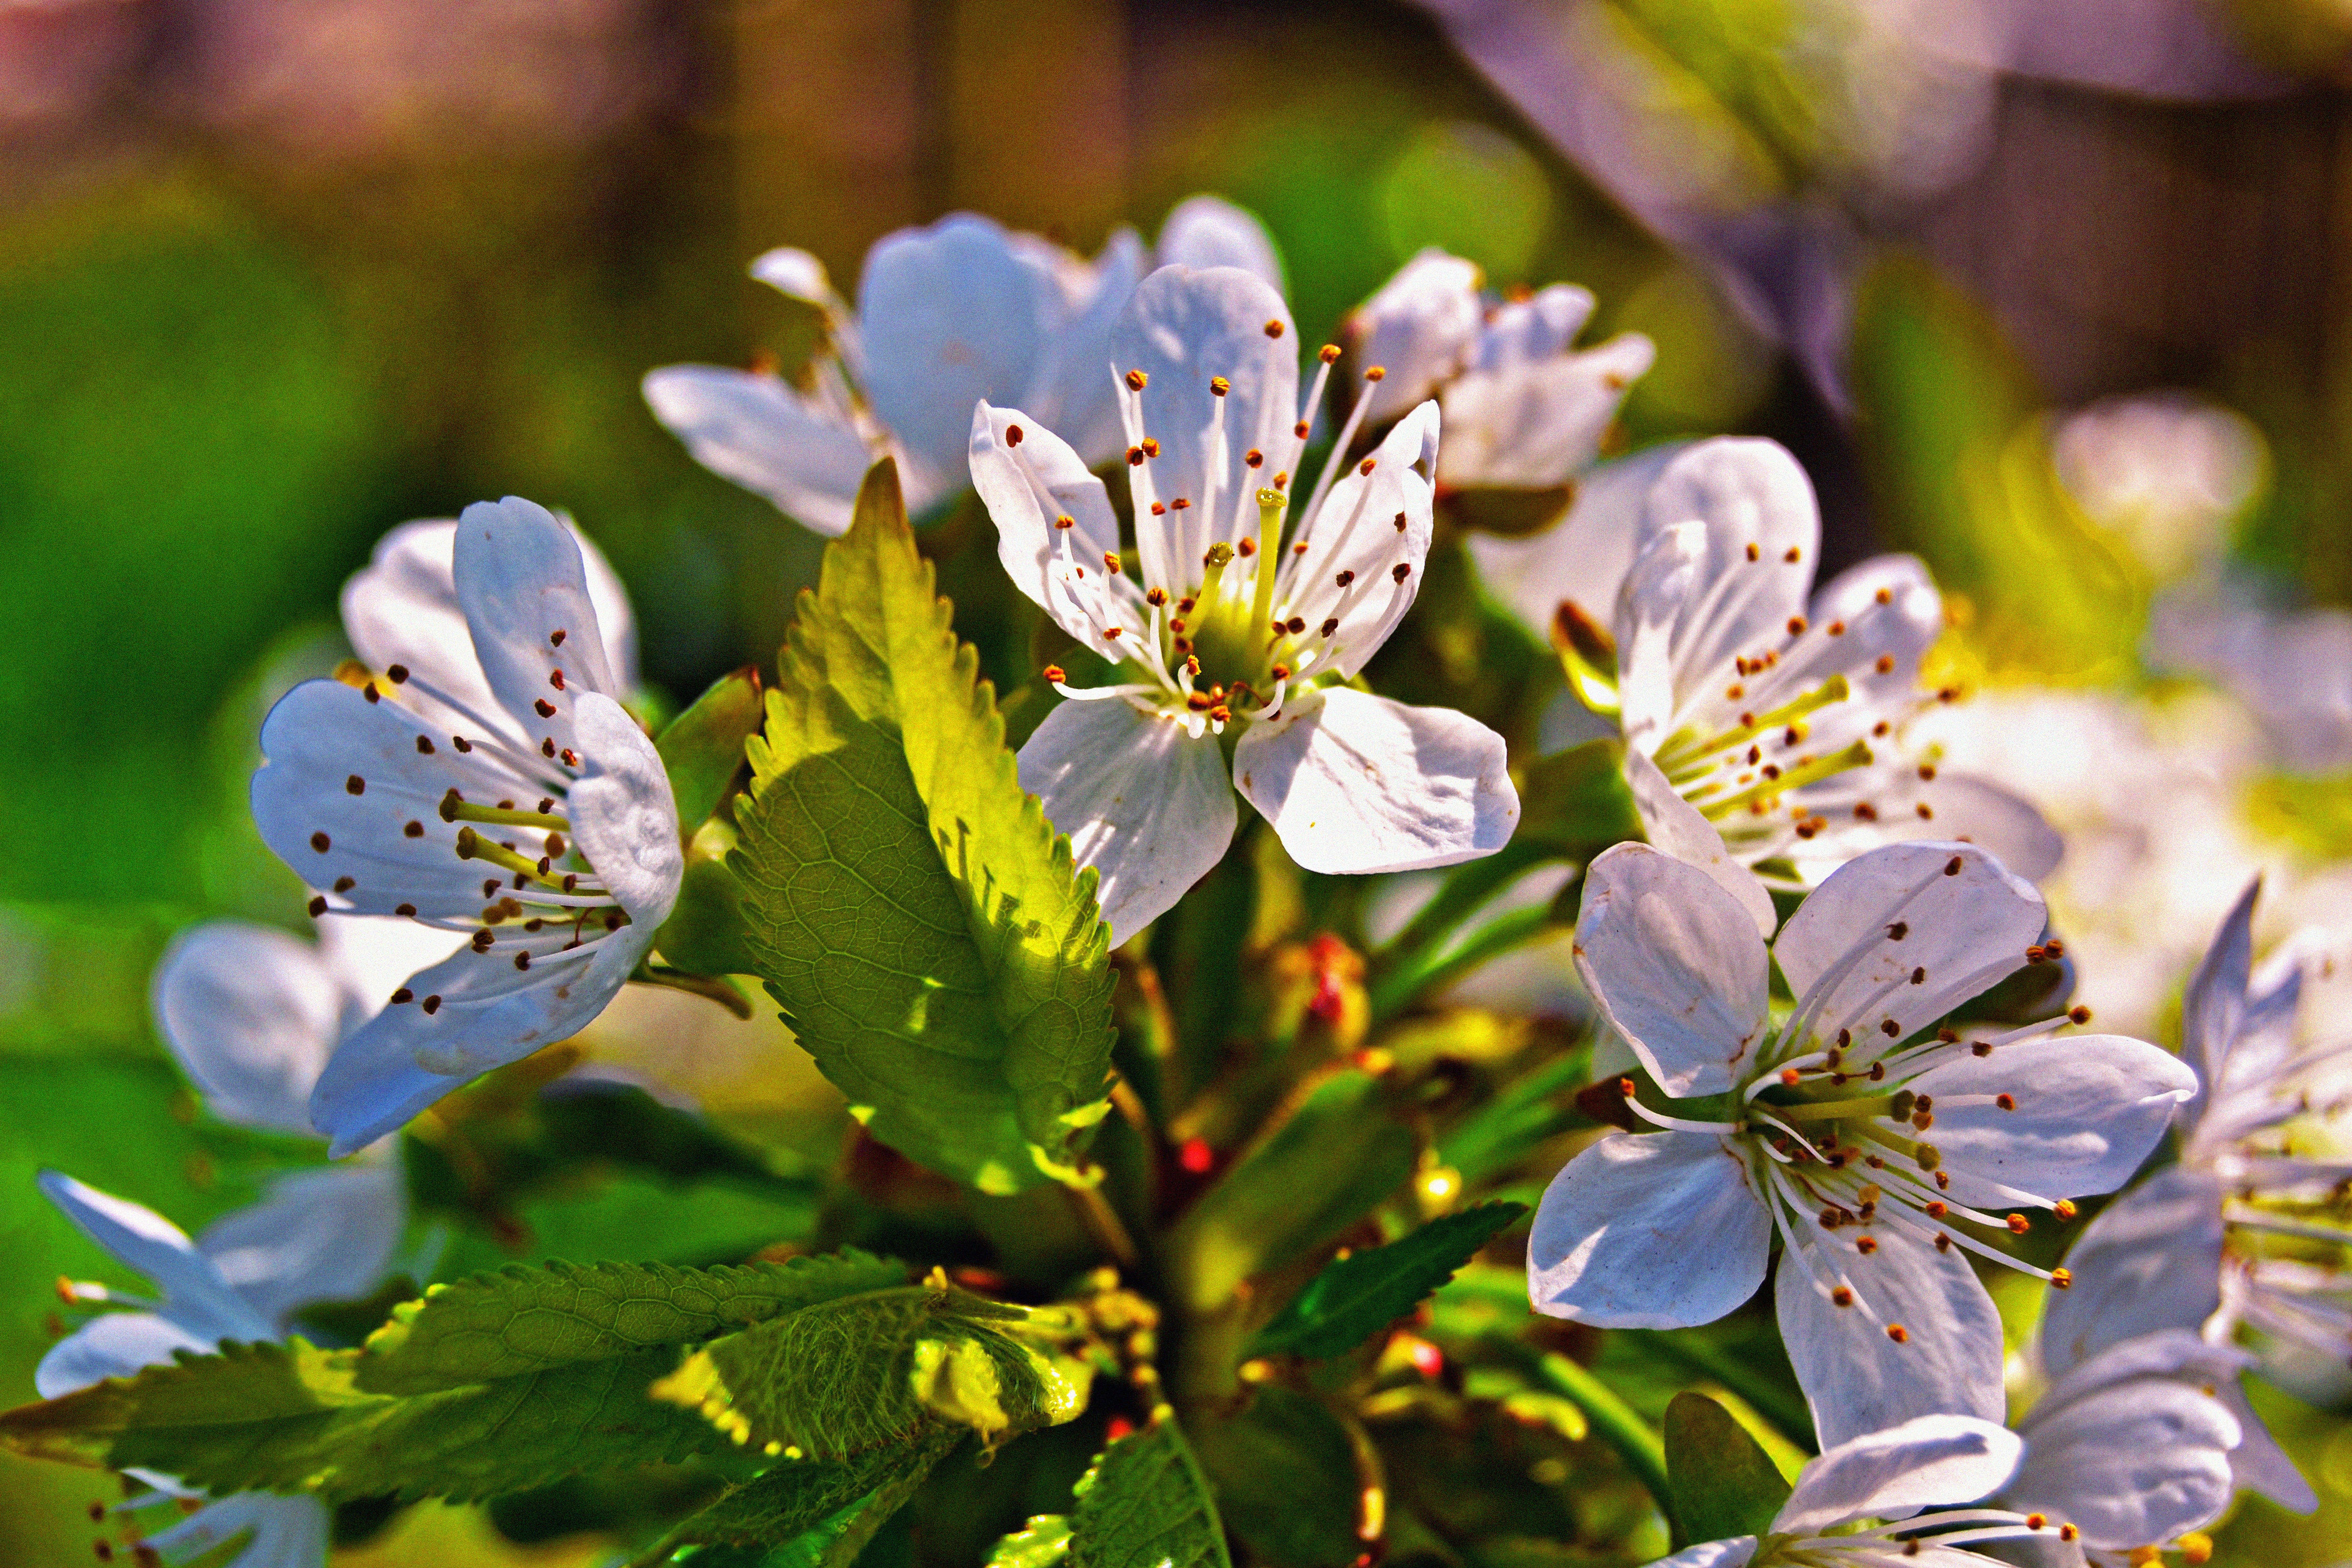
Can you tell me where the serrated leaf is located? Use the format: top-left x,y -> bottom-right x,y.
1663,1391 -> 1791,1550
985,1514 -> 1073,1568
732,458 -> 1116,1194
659,665 -> 766,833
1245,1202 -> 1527,1361
653,1283 -> 1091,1461
361,1251 -> 905,1394
0,1337 -> 722,1504
626,1432 -> 955,1567
1067,1418 -> 1230,1568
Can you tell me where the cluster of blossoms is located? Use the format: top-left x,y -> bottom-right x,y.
31,196 -> 2350,1568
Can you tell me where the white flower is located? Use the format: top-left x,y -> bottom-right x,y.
1344,247 -> 1655,489
2037,879 -> 2334,1515
1475,438 -> 2059,932
643,201 -> 1280,534
1645,1412 -> 2042,1568
2150,570 -> 2352,774
2049,393 -> 2263,580
37,1170 -> 404,1568
968,263 -> 1520,941
251,498 -> 682,1156
1528,840 -> 2197,1447
1998,1330 -> 2253,1566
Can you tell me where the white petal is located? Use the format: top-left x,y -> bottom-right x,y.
568,691 -> 682,925
642,365 -> 871,535
2007,1353 -> 2242,1550
1018,697 -> 1235,945
36,1312 -> 212,1398
1155,195 -> 1284,290
2216,1375 -> 2318,1513
308,917 -> 655,1157
2037,1167 -> 2225,1377
860,213 -> 1066,489
453,496 -> 623,763
250,678 -> 515,917
1772,843 -> 2046,1054
2180,876 -> 2258,1119
1348,249 -> 1483,422
750,246 -> 838,307
1437,333 -> 1654,490
1571,843 -> 1770,1097
1810,555 -> 1943,700
1792,769 -> 2065,887
1469,284 -> 1595,371
197,1164 -> 405,1330
969,400 -> 1130,642
1026,227 -> 1145,465
1907,1036 -> 2198,1207
1625,750 -> 1778,940
1234,689 -> 1516,875
1624,439 -> 1819,720
1773,1414 -> 2022,1534
1645,1541 -> 1757,1568
1284,401 -> 1440,677
1776,1219 -> 2006,1451
1112,263 -> 1300,570
1614,521 -> 1706,750
150,923 -> 338,1136
1528,1131 -> 1772,1329
143,1493 -> 331,1568
1465,442 -> 1692,644
38,1173 -> 271,1343
313,914 -> 471,1030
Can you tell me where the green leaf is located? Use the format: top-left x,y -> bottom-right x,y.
985,1515 -> 1074,1568
653,1282 -> 1092,1461
360,1252 -> 906,1394
656,815 -> 762,977
659,666 -> 767,833
1168,1068 -> 1417,1313
0,1337 -> 723,1504
1663,1391 -> 1791,1550
1191,1388 -> 1360,1567
1245,1202 -> 1527,1361
1068,1418 -> 1230,1568
626,1433 -> 955,1567
732,458 -> 1116,1194
1516,739 -> 1640,852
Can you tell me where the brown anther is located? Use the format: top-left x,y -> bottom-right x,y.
423,995 -> 443,1013
454,736 -> 473,752
513,952 -> 531,972
1264,319 -> 1285,338
1392,562 -> 1412,583
1889,921 -> 1909,940
415,736 -> 435,755
1855,802 -> 1878,822
2025,1514 -> 2045,1531
2051,1267 -> 2073,1290
1944,855 -> 1963,875
1125,369 -> 1147,391
1210,377 -> 1229,397
1270,663 -> 1292,681
534,697 -> 557,717
1827,620 -> 1846,636
1787,616 -> 1808,636
1284,616 -> 1306,634
310,831 -> 331,853
1910,966 -> 1926,985
1141,437 -> 1160,458
1869,1061 -> 1886,1080
560,748 -> 577,767
1105,551 -> 1122,573
1885,1323 -> 1908,1343
1294,421 -> 1311,438
1319,618 -> 1339,638
1319,344 -> 1341,363
2006,1213 -> 2030,1235
1127,446 -> 1145,466
404,820 -> 424,839
1358,456 -> 1377,476
1831,1287 -> 1854,1307
1186,692 -> 1212,712
1393,510 -> 1408,531
1102,626 -> 1123,642
390,988 -> 413,1005
1856,1236 -> 1878,1254
1744,542 -> 1761,562
396,902 -> 416,916
2069,1005 -> 2092,1024
1335,570 -> 1355,587
362,683 -> 381,703
1237,538 -> 1257,557
306,895 -> 328,917
1054,513 -> 1075,530
549,669 -> 566,690
1146,587 -> 1168,607
1208,705 -> 1231,723
1364,365 -> 1386,381
1245,448 -> 1264,468
1727,683 -> 1746,701
1972,1040 -> 1994,1057
1881,1018 -> 1901,1038
1916,803 -> 1934,819
1150,502 -> 1166,515
2054,1199 -> 2078,1221
1925,1200 -> 1948,1218
345,774 -> 366,796
2026,944 -> 2048,964
550,629 -> 567,647
1006,423 -> 1024,446
1875,654 -> 1896,674
1617,1077 -> 1637,1097
332,876 -> 354,893
1780,1067 -> 1802,1086
1995,1093 -> 2016,1111
1934,1232 -> 1952,1251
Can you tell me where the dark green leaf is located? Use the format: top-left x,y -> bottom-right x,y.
656,816 -> 762,977
360,1252 -> 905,1394
653,1283 -> 1090,1461
1068,1418 -> 1230,1568
659,666 -> 767,833
732,458 -> 1116,1194
626,1433 -> 954,1566
1192,1389 -> 1360,1567
1168,1068 -> 1416,1313
1663,1392 -> 1791,1550
1246,1203 -> 1527,1361
1515,739 -> 1640,854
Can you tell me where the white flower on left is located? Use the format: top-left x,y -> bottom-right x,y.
969,263 -> 1520,942
252,497 -> 681,1156
1529,840 -> 2196,1447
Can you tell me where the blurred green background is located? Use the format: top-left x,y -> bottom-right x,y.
5,0 -> 2351,1561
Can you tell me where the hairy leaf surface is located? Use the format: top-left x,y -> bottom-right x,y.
1067,1418 -> 1230,1568
628,1432 -> 955,1567
733,459 -> 1116,1193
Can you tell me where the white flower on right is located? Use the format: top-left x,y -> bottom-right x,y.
37,1169 -> 404,1568
251,498 -> 682,1156
1474,437 -> 2059,932
1529,840 -> 2197,1448
1344,247 -> 1655,489
645,200 -> 1279,533
969,262 -> 1518,942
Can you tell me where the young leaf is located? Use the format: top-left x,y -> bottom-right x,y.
653,1282 -> 1091,1461
732,458 -> 1116,1194
1663,1391 -> 1792,1550
625,1432 -> 956,1567
658,665 -> 766,833
1068,1418 -> 1230,1568
360,1251 -> 906,1394
0,1337 -> 723,1504
1245,1202 -> 1527,1361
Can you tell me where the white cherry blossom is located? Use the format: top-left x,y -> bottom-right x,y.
1529,841 -> 2197,1447
1477,438 -> 2057,930
37,1170 -> 403,1568
644,200 -> 1279,534
1645,1413 -> 2045,1568
2037,879 -> 2335,1515
251,498 -> 682,1155
969,263 -> 1518,942
1344,247 -> 1654,489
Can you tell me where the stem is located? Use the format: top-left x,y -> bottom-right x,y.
634,966 -> 755,1019
1531,1353 -> 1670,1508
1064,1178 -> 1140,1269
